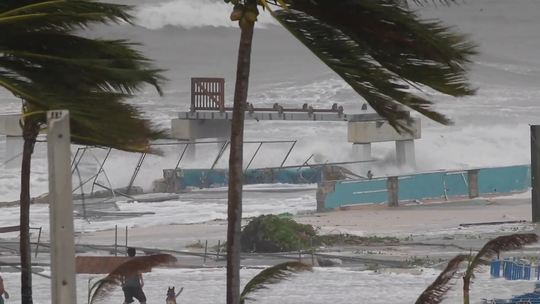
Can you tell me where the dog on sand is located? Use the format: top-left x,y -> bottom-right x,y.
166,287 -> 183,304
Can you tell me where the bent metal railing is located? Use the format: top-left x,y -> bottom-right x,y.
70,140 -> 298,198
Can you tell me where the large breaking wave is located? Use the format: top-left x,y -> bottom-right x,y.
134,0 -> 278,30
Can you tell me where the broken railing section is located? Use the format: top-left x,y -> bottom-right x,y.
317,165 -> 531,212
69,138 -> 377,200
191,77 -> 226,112
0,226 -> 42,258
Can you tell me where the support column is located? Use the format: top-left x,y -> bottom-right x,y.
353,143 -> 371,161
531,125 -> 540,222
396,140 -> 416,169
352,143 -> 372,175
5,135 -> 24,169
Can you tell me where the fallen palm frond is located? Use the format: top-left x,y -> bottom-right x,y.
88,253 -> 177,304
463,233 -> 539,304
240,262 -> 313,303
414,254 -> 468,304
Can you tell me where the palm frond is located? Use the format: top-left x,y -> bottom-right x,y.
271,1 -> 478,132
110,253 -> 177,277
87,276 -> 118,304
415,254 -> 468,304
0,0 -> 166,99
0,0 -> 134,30
465,233 -> 539,278
240,262 -> 313,302
0,32 -> 166,96
0,0 -> 169,155
89,254 -> 177,304
13,82 -> 169,154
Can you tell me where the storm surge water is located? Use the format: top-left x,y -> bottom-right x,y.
1,0 -> 539,202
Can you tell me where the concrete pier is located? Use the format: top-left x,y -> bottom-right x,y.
352,143 -> 372,174
348,119 -> 421,169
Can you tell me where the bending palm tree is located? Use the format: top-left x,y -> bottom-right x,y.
0,1 -> 167,303
224,0 -> 478,302
462,233 -> 539,304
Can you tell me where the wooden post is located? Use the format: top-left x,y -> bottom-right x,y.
114,225 -> 118,257
467,170 -> 479,199
532,125 -> 540,222
217,240 -> 221,260
298,240 -> 302,262
125,226 -> 128,255
34,227 -> 42,258
310,238 -> 315,266
47,110 -> 77,304
204,240 -> 208,263
387,176 -> 399,207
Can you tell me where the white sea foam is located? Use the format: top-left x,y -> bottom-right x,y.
134,0 -> 277,30
0,192 -> 316,235
0,267 -> 534,304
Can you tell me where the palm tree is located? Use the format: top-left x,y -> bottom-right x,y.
0,1 -> 167,303
462,233 -> 539,304
224,0 -> 479,302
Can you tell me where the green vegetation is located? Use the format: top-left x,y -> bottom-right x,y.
241,214 -> 317,252
239,214 -> 400,253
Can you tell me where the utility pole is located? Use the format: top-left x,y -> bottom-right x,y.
531,125 -> 540,222
47,110 -> 77,304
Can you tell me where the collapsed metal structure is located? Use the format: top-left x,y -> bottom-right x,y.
70,139 -> 372,201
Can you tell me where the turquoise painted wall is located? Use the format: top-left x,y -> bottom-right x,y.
477,165 -> 531,195
322,165 -> 530,211
397,171 -> 469,201
325,179 -> 387,210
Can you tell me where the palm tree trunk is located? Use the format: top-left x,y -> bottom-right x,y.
20,124 -> 38,304
463,277 -> 470,304
226,13 -> 255,304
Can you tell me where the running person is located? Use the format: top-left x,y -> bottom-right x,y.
122,248 -> 146,304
